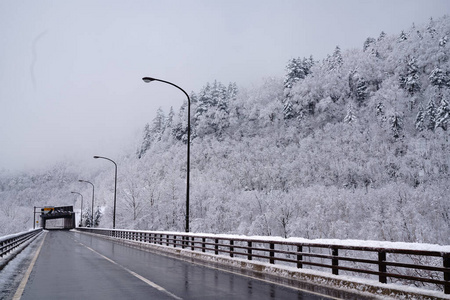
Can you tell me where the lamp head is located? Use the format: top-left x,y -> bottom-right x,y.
142,77 -> 156,83
78,180 -> 84,183
93,156 -> 100,159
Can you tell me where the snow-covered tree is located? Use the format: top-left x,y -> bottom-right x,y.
429,67 -> 449,88
389,112 -> 403,139
344,103 -> 357,124
435,96 -> 449,131
349,70 -> 368,102
425,98 -> 437,131
283,56 -> 314,89
415,105 -> 425,131
399,30 -> 408,42
327,46 -> 343,71
399,56 -> 420,95
363,37 -> 376,52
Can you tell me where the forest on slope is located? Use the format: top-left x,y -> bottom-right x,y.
1,17 -> 449,245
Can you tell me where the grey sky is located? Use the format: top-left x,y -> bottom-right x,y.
0,0 -> 449,172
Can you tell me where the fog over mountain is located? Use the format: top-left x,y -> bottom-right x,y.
1,16 -> 449,247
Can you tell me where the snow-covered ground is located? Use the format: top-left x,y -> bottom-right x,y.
0,232 -> 44,300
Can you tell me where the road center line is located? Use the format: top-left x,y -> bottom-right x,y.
78,240 -> 182,300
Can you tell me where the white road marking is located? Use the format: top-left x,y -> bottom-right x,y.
13,231 -> 47,300
79,241 -> 182,300
72,232 -> 344,299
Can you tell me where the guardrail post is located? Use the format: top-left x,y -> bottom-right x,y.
332,247 -> 339,275
215,239 -> 219,255
230,240 -> 234,258
166,235 -> 169,246
297,245 -> 303,268
444,253 -> 450,294
159,234 -> 163,245
248,241 -> 252,260
269,243 -> 275,264
378,251 -> 387,284
202,238 -> 206,252
173,235 -> 177,247
191,237 -> 195,251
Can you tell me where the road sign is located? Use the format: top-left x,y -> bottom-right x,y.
42,207 -> 54,214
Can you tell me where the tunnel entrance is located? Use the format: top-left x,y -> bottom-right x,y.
40,206 -> 75,230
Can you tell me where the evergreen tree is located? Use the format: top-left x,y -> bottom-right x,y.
363,37 -> 376,52
378,31 -> 386,41
215,92 -> 230,137
227,83 -> 238,100
172,101 -> 188,143
399,30 -> 408,42
399,56 -> 420,95
425,98 -> 436,131
349,70 -> 368,102
415,105 -> 425,131
283,100 -> 295,120
137,123 -> 152,158
166,107 -> 175,129
344,103 -> 357,124
284,56 -> 314,90
83,211 -> 92,227
94,207 -> 102,226
435,97 -> 449,131
152,108 -> 166,138
429,67 -> 448,88
389,112 -> 403,138
328,46 -> 343,71
193,81 -> 232,138
426,17 -> 437,38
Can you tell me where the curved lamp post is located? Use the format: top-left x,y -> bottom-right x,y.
71,191 -> 83,226
78,180 -> 95,227
94,155 -> 117,229
142,76 -> 191,232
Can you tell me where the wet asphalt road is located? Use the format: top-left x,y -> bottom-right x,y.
20,231 -> 335,300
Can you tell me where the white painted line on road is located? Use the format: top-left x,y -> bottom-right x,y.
154,250 -> 344,300
13,231 -> 47,300
79,242 -> 183,300
197,263 -> 344,300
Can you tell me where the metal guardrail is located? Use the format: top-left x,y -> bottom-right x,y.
0,228 -> 43,258
78,228 -> 450,294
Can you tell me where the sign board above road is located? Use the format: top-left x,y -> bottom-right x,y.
41,207 -> 54,214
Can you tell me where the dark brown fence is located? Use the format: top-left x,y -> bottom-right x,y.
0,228 -> 43,258
77,228 -> 450,294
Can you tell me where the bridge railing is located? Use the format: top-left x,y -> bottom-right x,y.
77,228 -> 450,294
0,228 -> 43,259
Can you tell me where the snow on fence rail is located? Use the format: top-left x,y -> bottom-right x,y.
78,228 -> 450,294
0,228 -> 43,259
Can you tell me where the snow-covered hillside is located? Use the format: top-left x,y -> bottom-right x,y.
1,17 -> 449,245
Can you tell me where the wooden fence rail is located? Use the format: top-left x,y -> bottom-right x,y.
77,228 -> 450,294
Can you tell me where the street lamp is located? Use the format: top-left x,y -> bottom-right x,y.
71,191 -> 83,227
78,180 -> 95,227
94,155 -> 118,229
142,76 -> 191,232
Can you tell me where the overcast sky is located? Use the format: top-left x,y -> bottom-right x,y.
0,0 -> 449,172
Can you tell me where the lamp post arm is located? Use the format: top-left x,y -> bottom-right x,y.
142,77 -> 190,103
